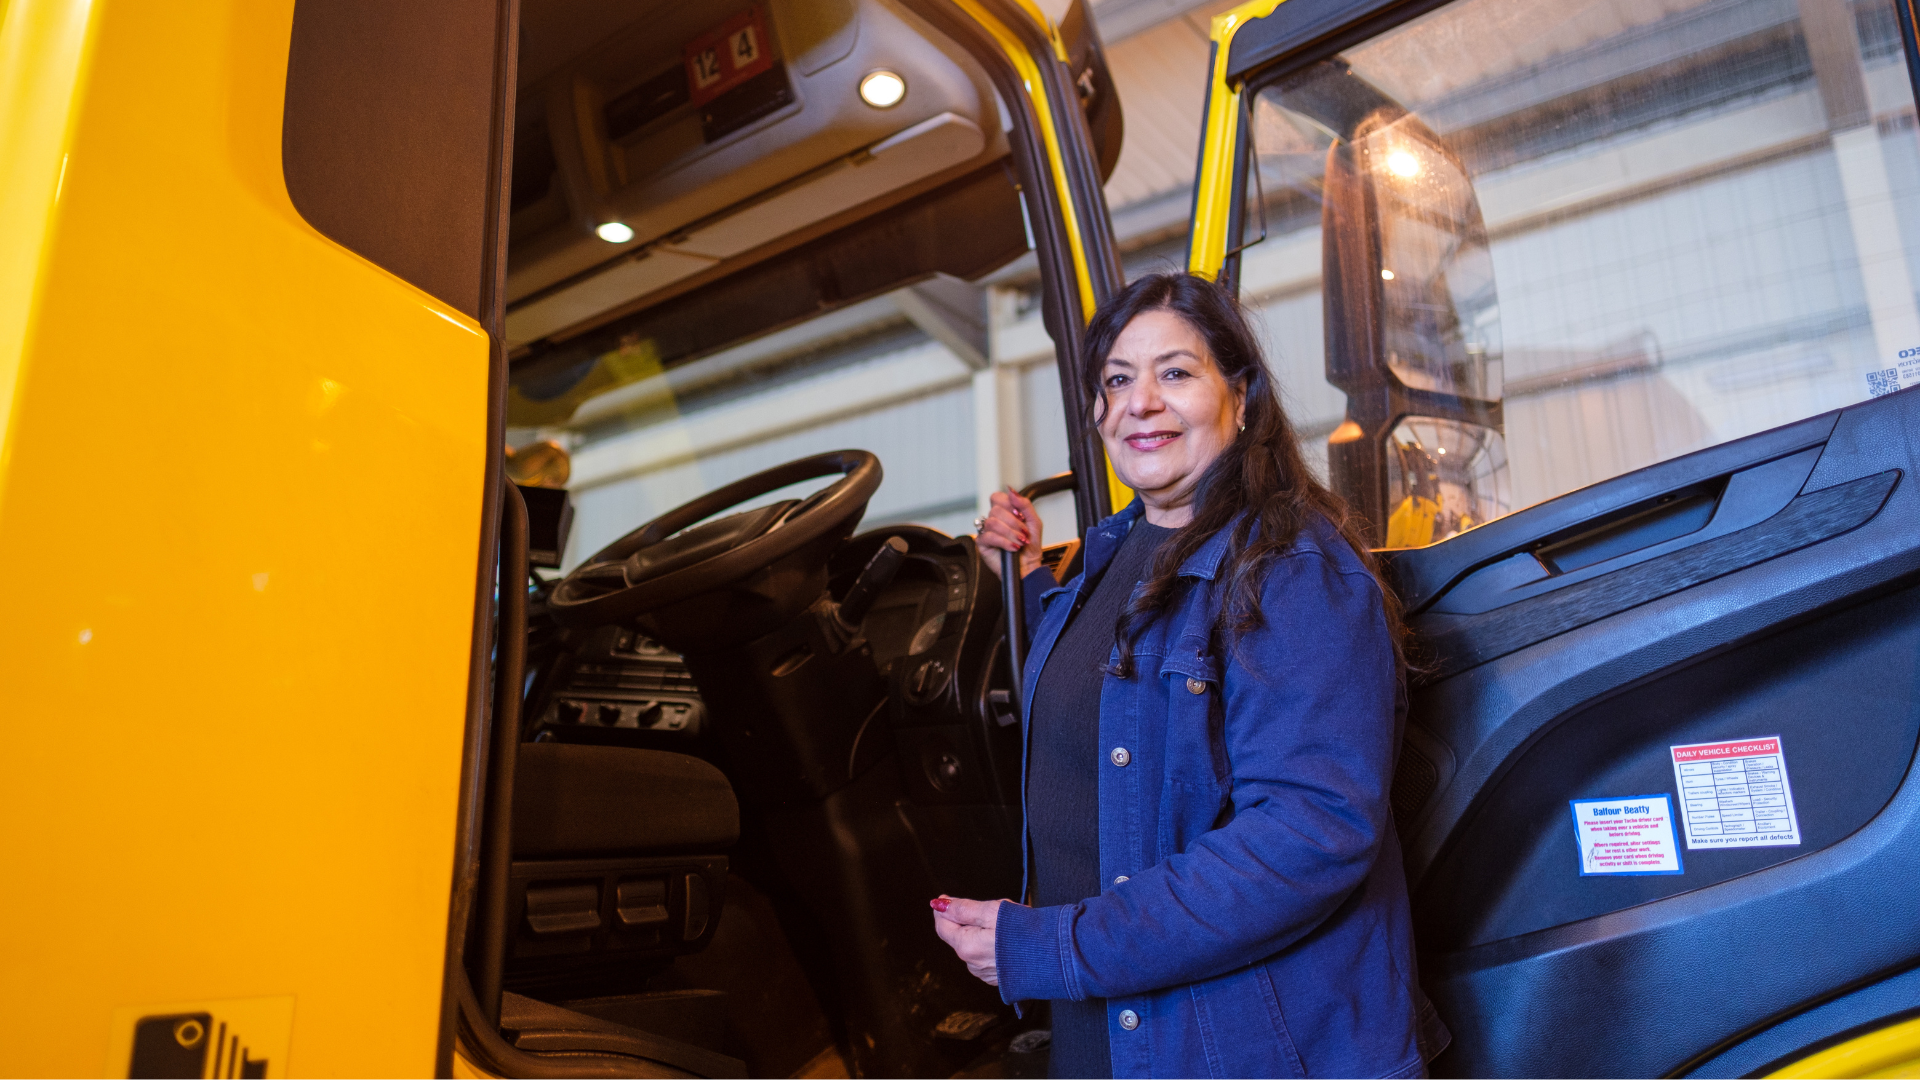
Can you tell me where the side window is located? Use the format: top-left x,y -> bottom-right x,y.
283,0 -> 508,320
1238,0 -> 1920,546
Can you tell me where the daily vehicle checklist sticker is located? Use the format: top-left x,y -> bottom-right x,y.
1670,736 -> 1802,849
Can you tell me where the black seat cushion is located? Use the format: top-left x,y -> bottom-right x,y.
513,743 -> 739,858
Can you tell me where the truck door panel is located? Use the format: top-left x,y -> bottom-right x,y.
1396,388 -> 1920,1077
0,0 -> 510,1074
1189,0 -> 1920,1073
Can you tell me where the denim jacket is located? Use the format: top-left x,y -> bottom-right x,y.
996,501 -> 1447,1078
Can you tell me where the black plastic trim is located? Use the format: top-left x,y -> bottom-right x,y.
1426,715 -> 1920,1077
1225,0 -> 1454,86
437,0 -> 519,1070
1895,0 -> 1920,119
475,482 -> 529,1023
1182,40 -> 1218,272
978,0 -> 1125,524
501,991 -> 743,1077
1384,414 -> 1841,614
901,0 -> 1121,531
1405,395 -> 1920,888
1217,87 -> 1252,296
1419,470 -> 1899,680
454,973 -> 706,1078
989,0 -> 1126,307
1059,0 -> 1125,182
1682,964 -> 1920,1078
1404,389 -> 1920,1077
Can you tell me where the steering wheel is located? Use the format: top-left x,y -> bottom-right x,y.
548,450 -> 881,628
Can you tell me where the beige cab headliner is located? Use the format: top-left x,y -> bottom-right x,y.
505,0 -> 1011,349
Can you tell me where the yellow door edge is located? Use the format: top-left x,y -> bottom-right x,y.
1769,1014 -> 1920,1079
0,0 -> 102,513
950,0 -> 1135,515
1006,0 -> 1072,62
1187,0 -> 1286,279
950,0 -> 1097,319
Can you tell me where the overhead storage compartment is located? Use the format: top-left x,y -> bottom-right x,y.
505,0 -> 1009,348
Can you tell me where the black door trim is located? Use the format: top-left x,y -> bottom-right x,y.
1225,0 -> 1454,86
901,0 -> 1124,531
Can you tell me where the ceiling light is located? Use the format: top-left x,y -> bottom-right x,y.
1385,150 -> 1421,178
596,222 -> 635,243
1381,269 -> 1395,280
860,70 -> 906,108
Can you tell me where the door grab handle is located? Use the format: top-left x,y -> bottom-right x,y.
997,472 -> 1079,718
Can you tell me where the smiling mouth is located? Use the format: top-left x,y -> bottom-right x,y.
1125,430 -> 1181,451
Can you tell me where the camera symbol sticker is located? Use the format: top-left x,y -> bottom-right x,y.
108,995 -> 294,1078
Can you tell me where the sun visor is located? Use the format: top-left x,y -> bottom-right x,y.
671,113 -> 985,259
506,112 -> 987,346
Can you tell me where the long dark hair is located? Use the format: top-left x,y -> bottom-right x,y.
1088,272 -> 1409,677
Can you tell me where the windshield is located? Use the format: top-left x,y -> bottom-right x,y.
1237,0 -> 1920,546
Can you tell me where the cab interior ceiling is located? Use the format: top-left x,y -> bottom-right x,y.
504,0 -> 1033,406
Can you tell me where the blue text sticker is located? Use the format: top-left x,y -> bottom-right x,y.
1570,794 -> 1683,876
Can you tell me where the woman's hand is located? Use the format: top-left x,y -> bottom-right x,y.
931,895 -> 1006,986
974,487 -> 1044,581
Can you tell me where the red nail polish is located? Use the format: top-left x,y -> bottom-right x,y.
931,898 -> 951,912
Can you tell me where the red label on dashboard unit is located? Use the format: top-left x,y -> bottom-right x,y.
685,6 -> 776,107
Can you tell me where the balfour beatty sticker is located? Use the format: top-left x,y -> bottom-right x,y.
1670,736 -> 1801,850
1867,350 -> 1920,397
1570,795 -> 1683,875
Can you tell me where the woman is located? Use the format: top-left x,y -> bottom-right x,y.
932,273 -> 1447,1079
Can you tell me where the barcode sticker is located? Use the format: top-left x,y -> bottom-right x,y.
1868,351 -> 1920,397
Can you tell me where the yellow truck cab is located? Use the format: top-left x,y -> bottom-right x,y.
5,0 -> 1920,1076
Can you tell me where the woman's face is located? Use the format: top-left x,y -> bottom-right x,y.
1097,309 -> 1246,526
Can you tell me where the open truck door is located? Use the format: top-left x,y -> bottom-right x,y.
0,1 -> 513,1075
1,0 -> 1124,1076
1191,0 -> 1920,1076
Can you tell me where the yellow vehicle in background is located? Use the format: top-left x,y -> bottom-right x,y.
7,0 -> 1920,1075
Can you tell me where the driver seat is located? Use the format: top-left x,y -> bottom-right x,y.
504,742 -> 739,993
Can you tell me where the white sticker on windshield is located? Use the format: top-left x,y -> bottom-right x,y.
1670,736 -> 1801,850
1570,795 -> 1682,875
1867,352 -> 1920,397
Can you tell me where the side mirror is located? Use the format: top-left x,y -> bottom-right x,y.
506,440 -> 574,568
1263,61 -> 1511,546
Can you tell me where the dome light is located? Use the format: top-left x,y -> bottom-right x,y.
596,221 -> 635,243
859,70 -> 906,108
